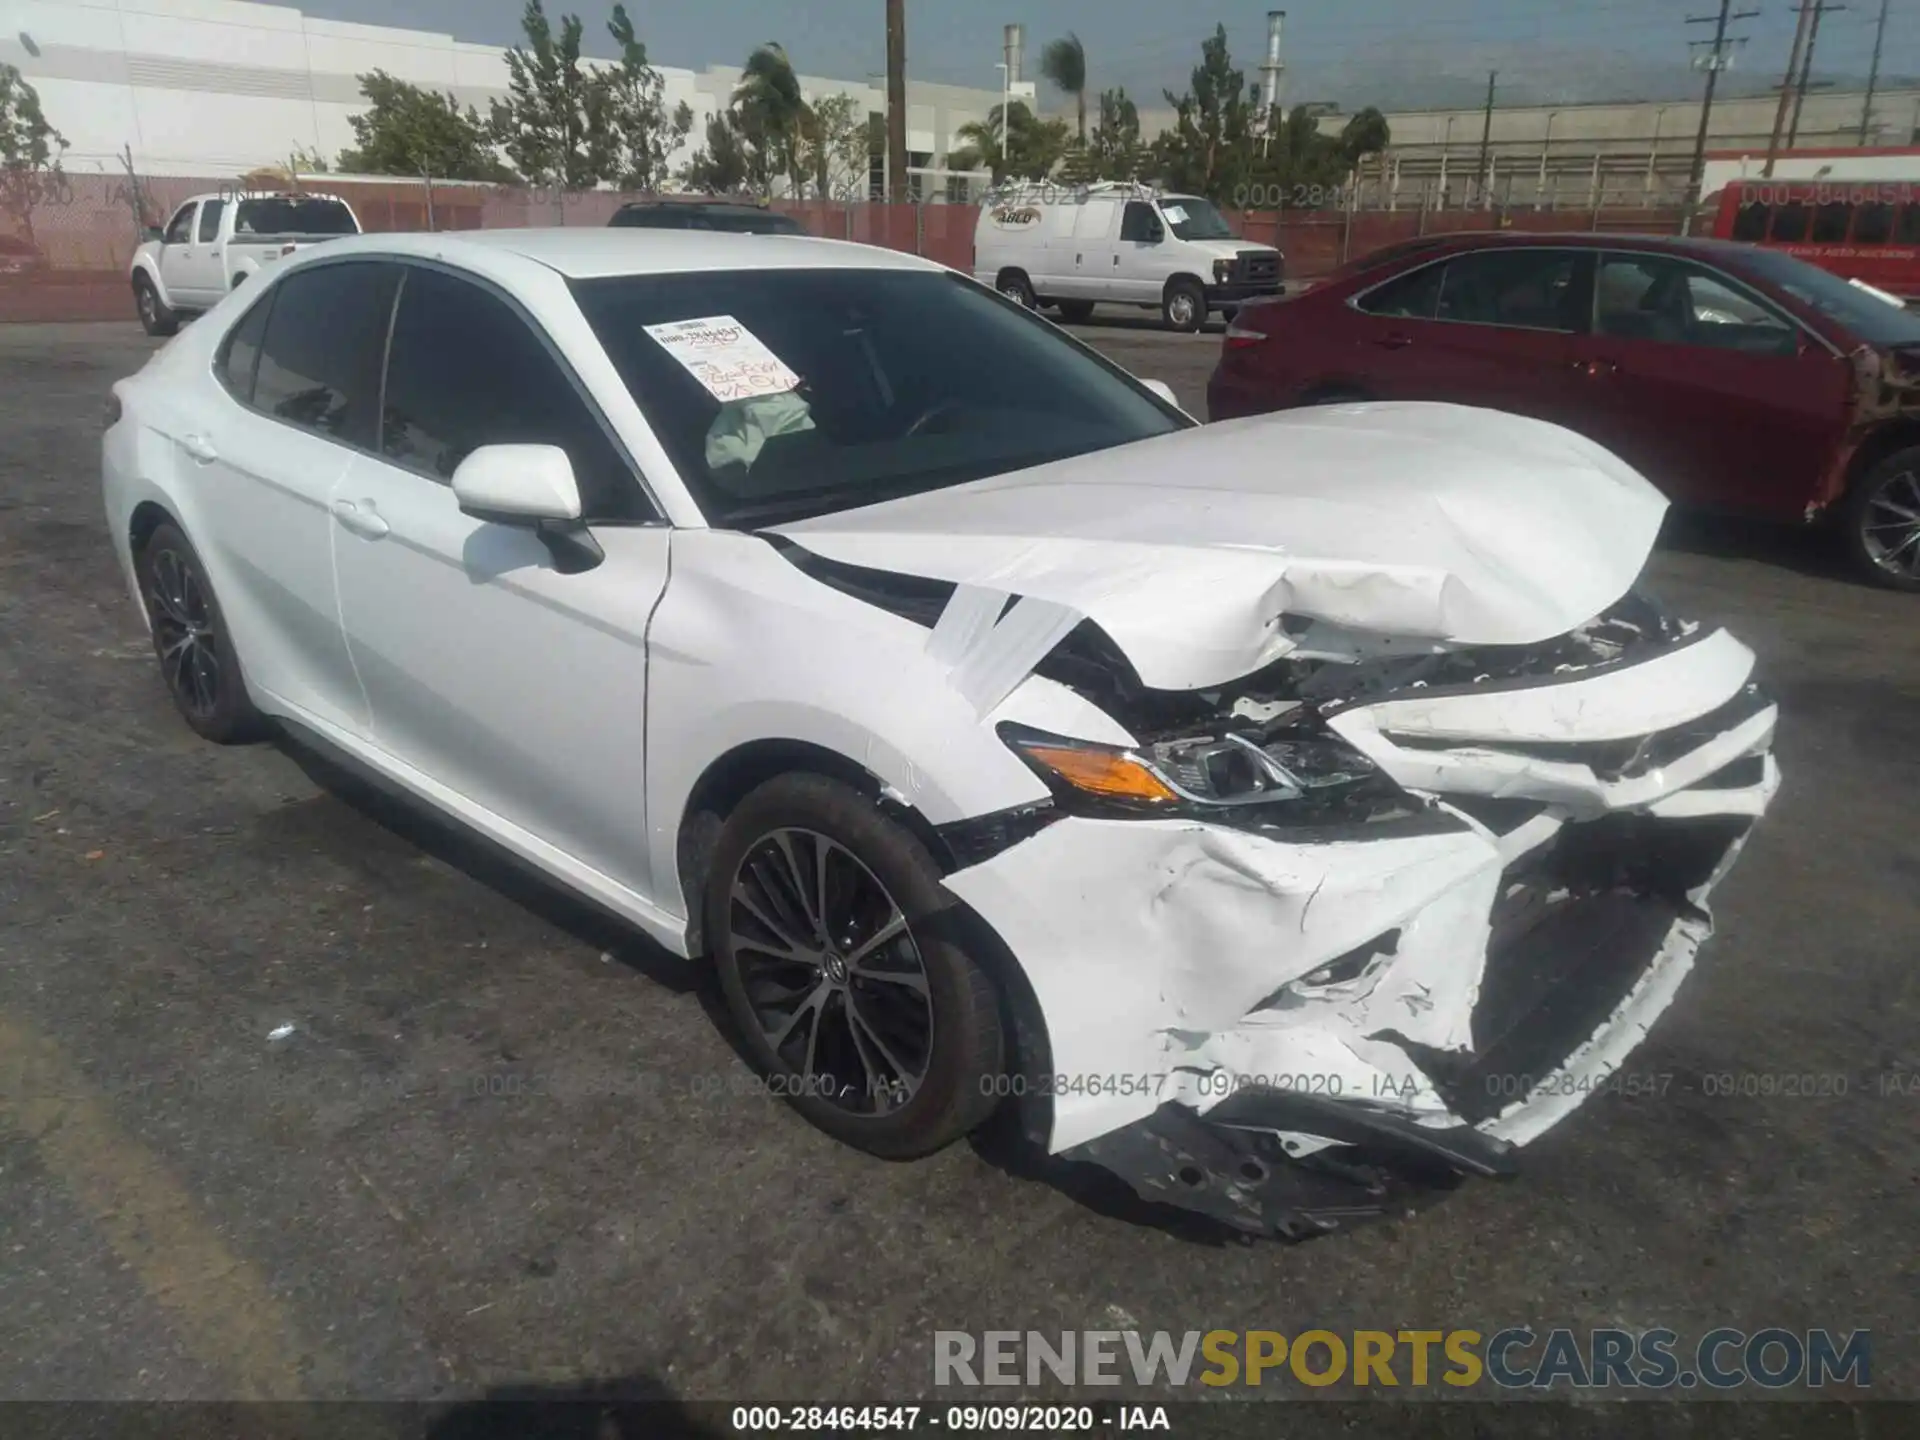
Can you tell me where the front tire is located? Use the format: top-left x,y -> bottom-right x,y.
1841,447 -> 1920,591
135,521 -> 266,742
133,276 -> 178,338
706,773 -> 1005,1159
1162,278 -> 1205,333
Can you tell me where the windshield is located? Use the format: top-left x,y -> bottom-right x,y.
571,269 -> 1186,527
1160,196 -> 1237,241
1734,246 -> 1920,347
233,197 -> 358,237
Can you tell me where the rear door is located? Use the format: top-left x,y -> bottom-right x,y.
1566,250 -> 1852,516
1067,197 -> 1119,300
192,259 -> 400,732
1345,246 -> 1591,424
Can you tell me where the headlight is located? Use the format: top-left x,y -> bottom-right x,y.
999,723 -> 1379,814
1212,258 -> 1235,283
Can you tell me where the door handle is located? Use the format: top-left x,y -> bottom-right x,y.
331,498 -> 391,539
1373,333 -> 1414,350
179,433 -> 218,464
1571,358 -> 1619,377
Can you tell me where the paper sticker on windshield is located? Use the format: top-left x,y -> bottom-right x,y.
1160,204 -> 1188,225
643,315 -> 800,402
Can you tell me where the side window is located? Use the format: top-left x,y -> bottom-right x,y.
1356,261 -> 1444,319
1435,249 -> 1581,330
1119,202 -> 1159,242
197,198 -> 225,243
251,262 -> 401,447
378,266 -> 643,520
1811,201 -> 1851,243
1854,202 -> 1894,244
1596,254 -> 1796,355
1731,201 -> 1771,242
164,204 -> 196,245
1770,202 -> 1809,242
1897,203 -> 1920,244
215,291 -> 273,403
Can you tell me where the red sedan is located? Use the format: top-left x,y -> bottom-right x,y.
1208,231 -> 1920,590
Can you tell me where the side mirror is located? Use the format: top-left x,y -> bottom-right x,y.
451,444 -> 603,573
145,226 -> 164,242
1147,222 -> 1165,243
1140,379 -> 1180,408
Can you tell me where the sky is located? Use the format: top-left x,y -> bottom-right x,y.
293,1 -> 1920,111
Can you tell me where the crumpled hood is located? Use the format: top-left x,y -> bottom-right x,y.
772,401 -> 1668,691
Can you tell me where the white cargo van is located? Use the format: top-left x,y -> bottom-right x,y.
973,181 -> 1283,332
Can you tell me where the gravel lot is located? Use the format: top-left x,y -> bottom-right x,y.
1,319 -> 1915,1422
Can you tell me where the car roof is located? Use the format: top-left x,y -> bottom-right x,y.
1364,230 -> 1758,262
300,227 -> 943,280
615,199 -> 775,212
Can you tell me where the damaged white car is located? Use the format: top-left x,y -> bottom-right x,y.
104,231 -> 1778,1236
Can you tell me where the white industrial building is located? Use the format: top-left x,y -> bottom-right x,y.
0,0 -> 1027,191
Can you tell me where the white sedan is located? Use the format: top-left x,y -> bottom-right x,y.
104,229 -> 1778,1236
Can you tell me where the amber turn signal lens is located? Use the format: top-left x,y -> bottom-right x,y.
1020,744 -> 1179,804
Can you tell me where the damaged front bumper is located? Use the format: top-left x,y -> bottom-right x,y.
942,626 -> 1779,1237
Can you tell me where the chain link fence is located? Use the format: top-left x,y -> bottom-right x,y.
0,172 -> 1692,323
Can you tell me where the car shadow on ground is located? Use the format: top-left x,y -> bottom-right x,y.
1654,508 -> 1892,591
423,1372 -> 725,1439
273,735 -> 703,998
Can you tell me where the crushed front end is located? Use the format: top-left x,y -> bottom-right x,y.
940,591 -> 1779,1237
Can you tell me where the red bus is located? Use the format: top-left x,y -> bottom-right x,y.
1710,178 -> 1920,300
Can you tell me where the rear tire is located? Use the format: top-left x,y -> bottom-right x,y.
706,773 -> 1005,1159
1841,447 -> 1920,591
133,276 -> 178,338
1162,278 -> 1205,333
135,522 -> 266,742
1055,299 -> 1095,323
996,269 -> 1037,309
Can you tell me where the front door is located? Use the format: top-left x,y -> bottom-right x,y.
171,197 -> 228,305
1566,251 -> 1853,517
329,262 -> 670,896
155,202 -> 203,306
1112,200 -> 1165,304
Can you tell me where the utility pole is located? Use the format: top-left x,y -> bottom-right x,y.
1476,70 -> 1498,208
1684,1 -> 1758,226
1765,0 -> 1817,175
885,0 -> 907,203
1860,0 -> 1890,144
1788,2 -> 1843,148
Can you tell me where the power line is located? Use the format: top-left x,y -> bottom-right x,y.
1684,0 -> 1759,225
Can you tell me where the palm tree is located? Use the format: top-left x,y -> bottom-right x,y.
733,42 -> 809,194
951,101 -> 1069,182
1040,33 -> 1088,143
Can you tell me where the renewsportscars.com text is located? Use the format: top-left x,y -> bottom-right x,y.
933,1328 -> 1871,1391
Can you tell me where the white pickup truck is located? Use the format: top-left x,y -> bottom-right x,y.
129,191 -> 361,336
